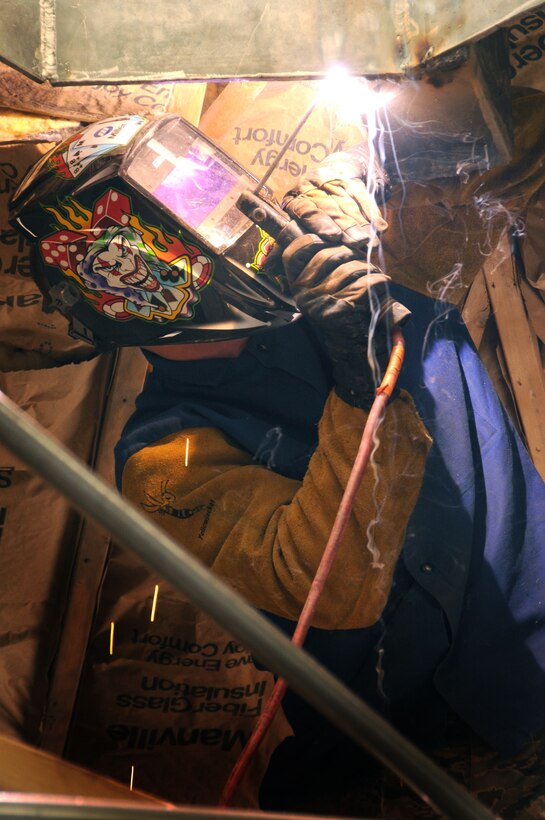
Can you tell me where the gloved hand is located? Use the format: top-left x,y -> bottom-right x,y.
282,147 -> 389,249
281,235 -> 410,409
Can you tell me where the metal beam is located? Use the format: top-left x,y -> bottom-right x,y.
0,0 -> 542,84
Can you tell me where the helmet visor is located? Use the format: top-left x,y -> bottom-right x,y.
123,118 -> 260,254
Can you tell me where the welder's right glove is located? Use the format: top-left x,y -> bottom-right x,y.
282,235 -> 410,409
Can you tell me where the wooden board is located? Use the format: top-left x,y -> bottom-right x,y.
483,236 -> 545,480
461,269 -> 491,350
0,733 -> 160,802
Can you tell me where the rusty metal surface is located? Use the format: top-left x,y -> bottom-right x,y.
0,0 -> 543,84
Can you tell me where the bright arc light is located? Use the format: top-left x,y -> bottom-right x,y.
319,64 -> 396,123
319,64 -> 352,99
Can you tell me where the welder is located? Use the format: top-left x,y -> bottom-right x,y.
10,107 -> 545,817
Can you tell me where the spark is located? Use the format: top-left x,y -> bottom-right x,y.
129,765 -> 135,791
185,436 -> 190,467
109,621 -> 115,655
150,584 -> 159,623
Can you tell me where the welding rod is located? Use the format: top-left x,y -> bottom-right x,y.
253,96 -> 318,195
0,392 -> 494,820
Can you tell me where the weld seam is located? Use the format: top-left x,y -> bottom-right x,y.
39,0 -> 58,81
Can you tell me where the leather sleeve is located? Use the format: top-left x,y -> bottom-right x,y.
122,390 -> 431,629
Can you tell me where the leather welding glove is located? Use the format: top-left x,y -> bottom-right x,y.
282,235 -> 410,409
282,146 -> 389,249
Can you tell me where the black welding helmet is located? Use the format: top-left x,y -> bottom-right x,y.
9,114 -> 297,352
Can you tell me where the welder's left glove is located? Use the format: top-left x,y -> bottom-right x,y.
282,147 -> 389,249
281,235 -> 410,409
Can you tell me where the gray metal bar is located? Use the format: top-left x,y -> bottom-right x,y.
0,391 -> 494,820
0,792 -> 364,818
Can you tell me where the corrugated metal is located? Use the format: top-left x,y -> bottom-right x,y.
0,0 -> 542,84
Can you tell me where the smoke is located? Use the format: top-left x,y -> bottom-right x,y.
253,426 -> 283,470
425,263 -> 465,302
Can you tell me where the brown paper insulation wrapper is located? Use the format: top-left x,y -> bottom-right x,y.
0,269 -> 97,370
508,5 -> 545,92
199,80 -> 366,199
0,356 -> 113,742
380,82 -> 545,304
0,142 -> 54,226
68,546 -> 292,807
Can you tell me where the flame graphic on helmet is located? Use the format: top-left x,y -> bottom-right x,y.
40,189 -> 214,323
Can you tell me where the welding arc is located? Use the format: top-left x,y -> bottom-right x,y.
219,328 -> 406,807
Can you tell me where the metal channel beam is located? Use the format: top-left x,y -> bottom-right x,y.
0,0 -> 543,83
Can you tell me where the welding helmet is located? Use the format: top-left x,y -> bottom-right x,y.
9,114 -> 297,353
